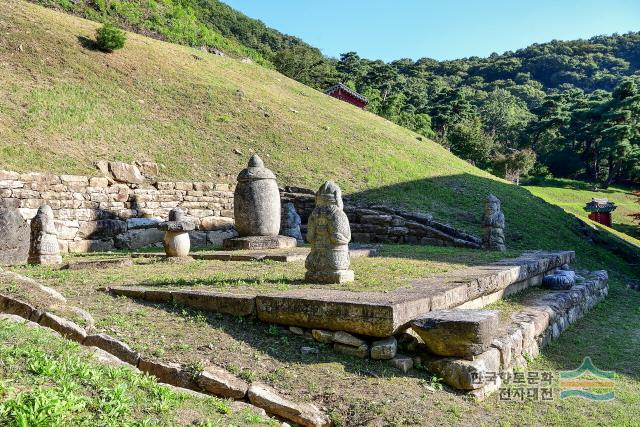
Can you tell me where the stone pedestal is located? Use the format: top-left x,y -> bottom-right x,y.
223,235 -> 297,250
305,269 -> 354,284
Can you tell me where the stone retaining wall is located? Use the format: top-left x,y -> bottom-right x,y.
0,170 -> 481,253
0,170 -> 236,253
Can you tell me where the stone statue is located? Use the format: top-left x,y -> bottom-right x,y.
28,205 -> 62,265
223,154 -> 296,250
481,194 -> 506,251
281,202 -> 304,244
305,181 -> 354,283
158,208 -> 195,257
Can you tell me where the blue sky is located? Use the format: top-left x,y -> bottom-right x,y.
222,0 -> 640,61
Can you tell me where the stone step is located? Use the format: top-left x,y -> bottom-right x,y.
423,270 -> 608,398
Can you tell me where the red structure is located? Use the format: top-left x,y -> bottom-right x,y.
584,198 -> 616,227
324,83 -> 368,109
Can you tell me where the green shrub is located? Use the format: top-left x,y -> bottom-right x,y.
95,23 -> 126,52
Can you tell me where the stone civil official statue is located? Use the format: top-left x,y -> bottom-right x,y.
305,181 -> 354,283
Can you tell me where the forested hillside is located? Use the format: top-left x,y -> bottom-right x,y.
32,0 -> 640,186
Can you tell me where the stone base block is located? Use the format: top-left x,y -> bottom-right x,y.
305,270 -> 354,284
411,309 -> 499,358
28,254 -> 62,265
222,235 -> 297,250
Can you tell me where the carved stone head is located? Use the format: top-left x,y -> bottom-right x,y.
315,181 -> 343,209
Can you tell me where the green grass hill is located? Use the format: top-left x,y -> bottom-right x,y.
0,0 -> 638,268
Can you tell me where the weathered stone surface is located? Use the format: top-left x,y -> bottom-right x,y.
108,161 -> 145,184
370,337 -> 397,360
39,312 -> 87,343
281,202 -> 303,243
171,290 -> 256,316
78,219 -> 128,239
136,161 -> 159,179
233,154 -> 281,237
0,206 -> 29,265
138,359 -> 198,390
289,326 -> 304,335
69,239 -> 115,253
481,194 -> 506,251
127,217 -> 161,230
411,309 -> 499,358
389,354 -> 413,373
334,343 -> 369,358
115,228 -> 164,249
247,383 -> 330,427
223,235 -> 296,250
88,346 -> 132,367
311,329 -> 333,343
425,347 -> 501,390
332,331 -> 366,347
83,333 -> 140,365
28,205 -> 62,265
305,181 -> 353,284
257,251 -> 573,337
200,216 -> 234,231
0,293 -> 35,319
65,258 -> 133,270
542,270 -> 576,290
207,229 -> 238,246
197,365 -> 248,399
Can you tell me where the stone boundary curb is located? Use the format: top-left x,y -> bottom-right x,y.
0,274 -> 330,427
424,270 -> 609,399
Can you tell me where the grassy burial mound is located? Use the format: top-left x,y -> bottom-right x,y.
0,0 -> 637,264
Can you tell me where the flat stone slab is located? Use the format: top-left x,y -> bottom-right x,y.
131,245 -> 378,263
223,235 -> 297,250
113,250 -> 574,337
411,309 -> 499,358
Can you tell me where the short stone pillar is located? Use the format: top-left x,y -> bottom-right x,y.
158,208 -> 195,257
305,181 -> 354,284
481,194 -> 506,251
281,202 -> 304,244
28,205 -> 62,265
0,202 -> 30,266
223,154 -> 296,250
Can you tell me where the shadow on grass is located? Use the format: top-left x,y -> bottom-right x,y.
77,35 -> 100,51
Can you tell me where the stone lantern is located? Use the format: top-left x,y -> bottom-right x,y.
158,208 -> 195,257
223,154 -> 296,250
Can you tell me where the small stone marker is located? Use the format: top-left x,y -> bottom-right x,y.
0,203 -> 30,266
481,194 -> 506,251
223,154 -> 296,250
281,202 -> 304,243
158,208 -> 195,257
411,309 -> 499,358
28,205 -> 62,265
305,181 -> 354,284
